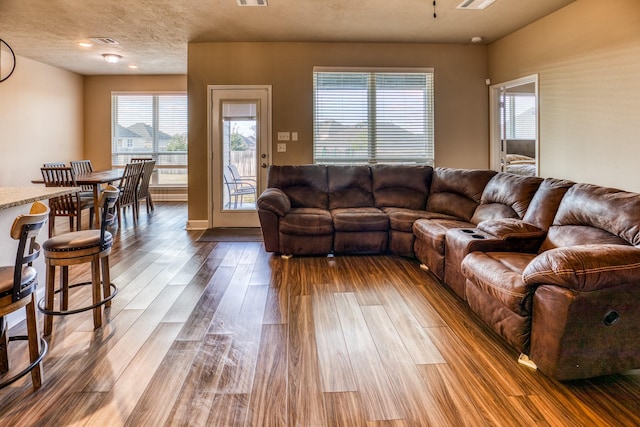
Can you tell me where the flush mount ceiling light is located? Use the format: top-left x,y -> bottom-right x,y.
102,53 -> 122,64
457,0 -> 496,9
471,36 -> 484,43
236,0 -> 267,6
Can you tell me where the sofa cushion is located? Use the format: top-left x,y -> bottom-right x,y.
559,184 -> 640,245
327,165 -> 373,209
522,178 -> 574,231
540,225 -> 629,252
471,173 -> 543,224
279,208 -> 333,235
426,168 -> 497,221
331,207 -> 388,232
371,164 -> 432,210
383,207 -> 455,232
267,165 -> 328,209
461,251 -> 537,316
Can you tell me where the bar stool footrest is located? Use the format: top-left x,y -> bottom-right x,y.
37,281 -> 118,316
0,335 -> 48,389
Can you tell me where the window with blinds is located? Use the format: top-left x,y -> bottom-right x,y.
503,93 -> 536,140
111,93 -> 188,186
313,68 -> 434,165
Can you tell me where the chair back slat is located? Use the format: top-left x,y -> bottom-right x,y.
70,160 -> 94,192
118,162 -> 145,208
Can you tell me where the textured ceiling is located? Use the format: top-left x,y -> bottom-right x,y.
0,0 -> 575,76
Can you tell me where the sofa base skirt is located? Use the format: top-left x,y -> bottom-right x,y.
334,231 -> 388,254
279,233 -> 333,256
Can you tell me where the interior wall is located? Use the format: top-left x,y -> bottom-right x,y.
488,0 -> 640,192
83,75 -> 187,171
0,55 -> 83,186
187,42 -> 489,222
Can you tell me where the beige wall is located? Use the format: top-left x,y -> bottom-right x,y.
0,55 -> 83,186
83,75 -> 187,171
488,0 -> 640,192
188,42 -> 489,221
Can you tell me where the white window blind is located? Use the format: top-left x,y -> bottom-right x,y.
112,93 -> 188,186
313,69 -> 434,165
503,93 -> 536,140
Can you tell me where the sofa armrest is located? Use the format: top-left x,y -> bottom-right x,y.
257,188 -> 291,216
476,218 -> 545,240
523,244 -> 640,292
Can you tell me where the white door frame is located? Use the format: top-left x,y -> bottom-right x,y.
489,74 -> 539,174
207,85 -> 272,228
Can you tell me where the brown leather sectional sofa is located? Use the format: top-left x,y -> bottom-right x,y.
257,164 -> 640,380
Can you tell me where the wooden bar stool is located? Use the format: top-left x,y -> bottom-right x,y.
39,186 -> 119,336
0,201 -> 49,389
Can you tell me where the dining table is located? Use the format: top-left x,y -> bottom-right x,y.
33,168 -> 125,227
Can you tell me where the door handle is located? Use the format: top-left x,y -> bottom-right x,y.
261,163 -> 267,168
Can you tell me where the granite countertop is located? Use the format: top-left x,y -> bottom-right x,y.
0,187 -> 80,210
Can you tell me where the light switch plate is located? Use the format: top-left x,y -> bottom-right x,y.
277,132 -> 290,141
292,132 -> 298,141
277,143 -> 287,152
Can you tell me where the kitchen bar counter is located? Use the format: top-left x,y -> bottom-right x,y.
0,186 -> 79,210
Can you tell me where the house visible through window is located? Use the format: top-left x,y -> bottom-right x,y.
313,68 -> 434,165
111,93 -> 187,186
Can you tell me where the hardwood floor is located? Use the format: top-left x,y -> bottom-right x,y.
1,202 -> 640,426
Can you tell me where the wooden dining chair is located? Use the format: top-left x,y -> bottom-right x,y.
0,202 -> 49,389
43,162 -> 66,167
131,158 -> 155,214
116,162 -> 145,227
40,166 -> 94,236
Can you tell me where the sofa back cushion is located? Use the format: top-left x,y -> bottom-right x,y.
471,173 -> 543,224
522,178 -> 574,231
540,183 -> 640,252
328,165 -> 374,209
426,168 -> 497,221
267,165 -> 328,209
371,164 -> 432,210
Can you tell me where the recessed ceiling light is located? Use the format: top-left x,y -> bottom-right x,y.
102,53 -> 122,64
128,65 -> 138,69
78,42 -> 93,48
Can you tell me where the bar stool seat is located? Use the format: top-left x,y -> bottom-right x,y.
39,186 -> 119,336
0,201 -> 49,389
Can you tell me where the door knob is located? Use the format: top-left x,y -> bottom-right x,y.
261,163 -> 267,168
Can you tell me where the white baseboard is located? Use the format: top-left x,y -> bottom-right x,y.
186,219 -> 209,230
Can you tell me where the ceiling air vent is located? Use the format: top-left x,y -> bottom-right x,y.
236,0 -> 267,6
89,37 -> 120,45
457,0 -> 496,9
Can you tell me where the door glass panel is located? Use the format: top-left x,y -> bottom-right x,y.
221,101 -> 258,211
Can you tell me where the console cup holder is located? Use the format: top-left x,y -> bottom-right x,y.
604,310 -> 620,326
461,229 -> 475,234
471,234 -> 485,239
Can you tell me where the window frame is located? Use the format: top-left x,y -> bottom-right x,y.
312,67 -> 435,166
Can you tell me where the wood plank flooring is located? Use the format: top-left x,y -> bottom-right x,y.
1,202 -> 640,426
